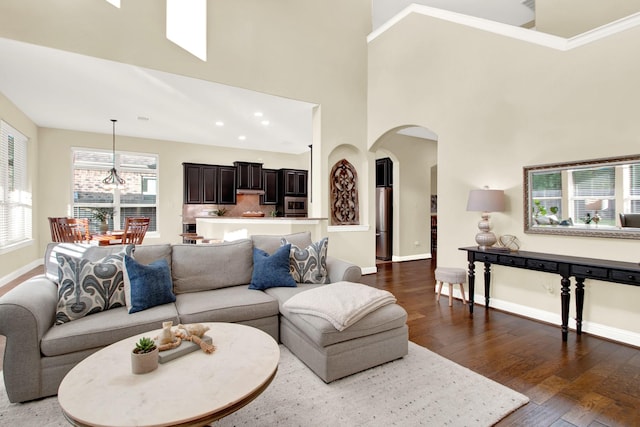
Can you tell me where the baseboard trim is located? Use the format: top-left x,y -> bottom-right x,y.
0,259 -> 43,288
392,253 -> 432,262
439,286 -> 640,348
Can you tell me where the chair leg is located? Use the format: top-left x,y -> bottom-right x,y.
436,281 -> 443,300
458,283 -> 467,305
448,283 -> 453,307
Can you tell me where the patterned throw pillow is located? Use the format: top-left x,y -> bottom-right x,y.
282,237 -> 330,284
55,246 -> 133,324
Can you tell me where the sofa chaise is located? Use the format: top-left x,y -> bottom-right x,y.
0,232 -> 408,403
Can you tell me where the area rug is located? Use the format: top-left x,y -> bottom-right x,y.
0,342 -> 528,426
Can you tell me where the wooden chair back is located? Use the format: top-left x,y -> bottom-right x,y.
121,217 -> 150,244
48,217 -> 90,243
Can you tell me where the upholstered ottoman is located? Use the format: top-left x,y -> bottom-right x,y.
265,282 -> 408,383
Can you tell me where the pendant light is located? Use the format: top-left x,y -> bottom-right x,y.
102,119 -> 125,187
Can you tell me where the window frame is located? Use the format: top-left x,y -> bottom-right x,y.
0,120 -> 32,253
71,147 -> 159,237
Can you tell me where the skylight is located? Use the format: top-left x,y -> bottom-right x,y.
166,0 -> 207,61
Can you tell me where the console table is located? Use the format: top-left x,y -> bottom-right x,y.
459,247 -> 640,341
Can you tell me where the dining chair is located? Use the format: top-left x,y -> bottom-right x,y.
110,217 -> 150,245
48,217 -> 90,243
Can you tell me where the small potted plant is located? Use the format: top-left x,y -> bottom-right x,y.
91,208 -> 113,233
131,337 -> 159,375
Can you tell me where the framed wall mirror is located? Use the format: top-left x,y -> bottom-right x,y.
524,154 -> 640,239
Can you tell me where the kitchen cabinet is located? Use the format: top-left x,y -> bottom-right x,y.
234,162 -> 263,190
260,168 -> 279,205
183,163 -> 236,204
280,169 -> 308,196
376,158 -> 393,188
218,166 -> 237,204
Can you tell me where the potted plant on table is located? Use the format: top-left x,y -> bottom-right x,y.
91,208 -> 113,234
131,337 -> 159,375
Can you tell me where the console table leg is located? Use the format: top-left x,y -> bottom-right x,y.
467,261 -> 476,314
483,262 -> 491,309
575,277 -> 585,335
560,276 -> 571,342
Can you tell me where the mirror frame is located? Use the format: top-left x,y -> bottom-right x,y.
523,154 -> 640,239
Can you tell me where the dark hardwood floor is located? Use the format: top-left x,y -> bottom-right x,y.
2,259 -> 640,426
360,258 -> 640,427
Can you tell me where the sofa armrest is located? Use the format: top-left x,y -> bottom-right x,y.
0,275 -> 58,402
326,256 -> 362,283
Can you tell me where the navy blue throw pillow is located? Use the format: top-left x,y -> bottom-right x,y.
249,244 -> 297,290
124,255 -> 176,313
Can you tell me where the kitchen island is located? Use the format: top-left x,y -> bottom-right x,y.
196,217 -> 328,242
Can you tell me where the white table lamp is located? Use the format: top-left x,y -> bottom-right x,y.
466,187 -> 505,250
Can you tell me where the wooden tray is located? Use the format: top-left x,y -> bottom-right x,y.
241,212 -> 265,217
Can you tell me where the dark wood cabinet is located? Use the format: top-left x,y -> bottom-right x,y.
280,169 -> 308,196
261,168 -> 279,205
183,163 -> 236,204
376,158 -> 393,188
218,166 -> 237,205
234,162 -> 263,190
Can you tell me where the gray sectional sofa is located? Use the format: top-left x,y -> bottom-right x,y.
0,232 -> 408,403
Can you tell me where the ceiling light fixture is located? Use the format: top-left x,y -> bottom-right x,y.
238,135 -> 246,141
102,119 -> 126,187
254,112 -> 263,117
215,121 -> 224,126
261,120 -> 270,126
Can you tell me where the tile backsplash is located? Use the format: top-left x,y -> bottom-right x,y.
182,194 -> 277,223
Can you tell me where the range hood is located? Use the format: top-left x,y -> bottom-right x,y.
236,189 -> 265,195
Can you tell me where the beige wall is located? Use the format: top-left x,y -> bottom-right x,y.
0,93 -> 39,279
368,12 -> 640,341
536,0 -> 640,37
0,0 -> 374,271
36,127 -> 306,252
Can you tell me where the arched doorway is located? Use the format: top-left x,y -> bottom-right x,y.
371,125 -> 438,262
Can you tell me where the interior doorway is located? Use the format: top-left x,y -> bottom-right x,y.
375,157 -> 393,260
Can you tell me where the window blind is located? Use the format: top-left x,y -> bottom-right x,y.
0,120 -> 32,248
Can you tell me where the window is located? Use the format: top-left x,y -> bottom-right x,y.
569,166 -> 615,225
531,171 -> 562,218
72,149 -> 158,234
0,121 -> 32,249
625,163 -> 640,213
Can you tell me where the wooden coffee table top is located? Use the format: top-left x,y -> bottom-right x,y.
58,322 -> 279,427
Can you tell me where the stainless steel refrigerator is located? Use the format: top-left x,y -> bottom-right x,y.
376,187 -> 392,260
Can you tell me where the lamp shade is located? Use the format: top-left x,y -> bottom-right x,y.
466,189 -> 505,213
585,199 -> 607,211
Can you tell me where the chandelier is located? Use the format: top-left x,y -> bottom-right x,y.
102,119 -> 125,187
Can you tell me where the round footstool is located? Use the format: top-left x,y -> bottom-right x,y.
435,267 -> 467,307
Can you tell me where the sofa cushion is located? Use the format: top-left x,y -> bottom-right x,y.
251,231 -> 312,255
131,244 -> 173,270
265,284 -> 407,347
249,244 -> 297,290
283,237 -> 329,284
283,303 -> 407,347
174,285 -> 279,324
41,303 -> 179,357
54,246 -> 133,324
171,240 -> 253,294
124,255 -> 176,314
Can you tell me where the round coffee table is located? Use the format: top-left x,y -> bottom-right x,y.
58,322 -> 279,426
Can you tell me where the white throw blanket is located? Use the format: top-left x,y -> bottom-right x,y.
283,281 -> 397,331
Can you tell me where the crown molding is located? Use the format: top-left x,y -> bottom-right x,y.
368,4 -> 640,52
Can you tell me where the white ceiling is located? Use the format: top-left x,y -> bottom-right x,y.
0,37 -> 316,155
0,2 -> 534,154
